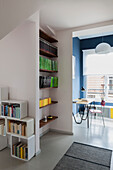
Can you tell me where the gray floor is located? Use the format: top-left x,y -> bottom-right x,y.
0,117 -> 113,170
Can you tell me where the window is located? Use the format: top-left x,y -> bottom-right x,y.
86,75 -> 113,100
83,49 -> 113,100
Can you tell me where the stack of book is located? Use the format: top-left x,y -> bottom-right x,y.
8,120 -> 26,136
40,38 -> 57,56
1,104 -> 20,118
40,56 -> 58,71
39,98 -> 51,108
12,142 -> 28,160
0,119 -> 5,136
39,76 -> 58,88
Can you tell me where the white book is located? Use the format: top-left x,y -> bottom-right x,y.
10,107 -> 12,117
19,124 -> 21,135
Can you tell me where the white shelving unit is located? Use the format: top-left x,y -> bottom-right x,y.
11,135 -> 35,161
0,88 -> 35,161
1,100 -> 27,119
7,117 -> 34,138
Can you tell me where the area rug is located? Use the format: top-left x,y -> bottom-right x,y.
54,142 -> 112,170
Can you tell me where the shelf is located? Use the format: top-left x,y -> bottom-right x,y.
40,69 -> 58,73
40,49 -> 58,58
40,116 -> 58,128
40,87 -> 58,90
39,101 -> 58,109
40,30 -> 58,43
12,155 -> 28,161
7,132 -> 29,139
0,116 -> 22,121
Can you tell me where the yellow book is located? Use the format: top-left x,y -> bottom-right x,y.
43,99 -> 45,106
45,98 -> 48,106
20,146 -> 23,159
22,144 -> 26,159
39,100 -> 42,108
111,108 -> 113,118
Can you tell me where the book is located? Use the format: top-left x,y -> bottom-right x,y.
17,143 -> 22,158
21,123 -> 25,136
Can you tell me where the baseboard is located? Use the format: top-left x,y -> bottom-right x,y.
40,129 -> 50,137
50,129 -> 73,135
35,149 -> 41,156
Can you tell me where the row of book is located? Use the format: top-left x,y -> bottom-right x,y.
39,98 -> 51,108
40,38 -> 58,56
8,120 -> 26,136
12,142 -> 28,160
39,76 -> 58,88
40,56 -> 58,71
0,119 -> 5,136
1,104 -> 20,118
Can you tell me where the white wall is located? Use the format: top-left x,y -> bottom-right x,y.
50,30 -> 73,134
0,0 -> 43,40
0,16 -> 40,154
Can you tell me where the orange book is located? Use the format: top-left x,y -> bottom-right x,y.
9,121 -> 11,132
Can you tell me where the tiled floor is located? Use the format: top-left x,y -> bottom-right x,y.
0,117 -> 113,170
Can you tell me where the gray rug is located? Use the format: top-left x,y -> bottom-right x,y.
54,142 -> 112,170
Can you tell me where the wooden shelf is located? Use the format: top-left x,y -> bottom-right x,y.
40,49 -> 58,58
39,101 -> 58,109
40,30 -> 58,43
40,116 -> 58,128
40,69 -> 58,73
40,87 -> 58,90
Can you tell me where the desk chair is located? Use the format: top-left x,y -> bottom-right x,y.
89,101 -> 105,126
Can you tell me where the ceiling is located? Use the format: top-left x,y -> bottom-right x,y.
40,0 -> 113,31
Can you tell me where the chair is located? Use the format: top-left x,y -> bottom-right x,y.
89,101 -> 105,126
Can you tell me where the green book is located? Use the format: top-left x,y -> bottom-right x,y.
39,56 -> 41,69
50,77 -> 53,87
55,61 -> 58,71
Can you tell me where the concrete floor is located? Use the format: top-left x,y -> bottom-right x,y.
0,117 -> 113,170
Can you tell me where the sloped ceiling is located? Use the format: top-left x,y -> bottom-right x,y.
1,0 -> 113,40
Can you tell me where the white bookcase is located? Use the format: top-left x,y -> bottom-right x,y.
0,88 -> 35,161
11,135 -> 35,161
7,117 -> 34,138
1,100 -> 27,119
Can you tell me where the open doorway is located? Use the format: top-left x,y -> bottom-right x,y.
72,27 -> 113,134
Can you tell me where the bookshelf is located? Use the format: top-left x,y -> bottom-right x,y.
39,101 -> 58,109
40,69 -> 58,73
40,49 -> 58,58
39,30 -> 58,43
0,88 -> 35,161
11,135 -> 35,161
1,100 -> 27,119
39,29 -> 58,132
40,116 -> 58,128
7,117 -> 34,138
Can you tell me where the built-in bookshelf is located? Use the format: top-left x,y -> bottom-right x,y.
40,69 -> 58,73
39,30 -> 58,43
39,101 -> 58,109
39,29 -> 58,130
40,116 -> 58,128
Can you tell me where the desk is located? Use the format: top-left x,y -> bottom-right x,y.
73,99 -> 93,128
